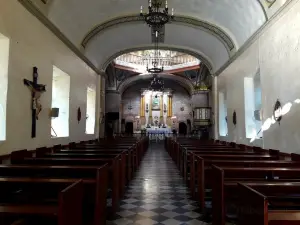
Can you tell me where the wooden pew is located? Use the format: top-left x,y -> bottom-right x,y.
11,155 -> 121,214
0,164 -> 108,225
46,152 -> 127,195
0,178 -> 83,225
238,182 -> 300,225
57,149 -> 134,181
212,166 -> 300,225
192,156 -> 300,211
186,152 -> 278,191
68,143 -> 142,167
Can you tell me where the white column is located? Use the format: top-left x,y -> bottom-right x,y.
145,92 -> 150,127
163,93 -> 168,126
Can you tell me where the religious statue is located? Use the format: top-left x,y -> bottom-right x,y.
23,67 -> 46,138
163,103 -> 167,113
152,95 -> 160,110
24,78 -> 46,120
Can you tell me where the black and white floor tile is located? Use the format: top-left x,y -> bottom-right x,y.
107,142 -> 211,225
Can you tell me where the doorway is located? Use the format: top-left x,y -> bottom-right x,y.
125,122 -> 133,135
179,122 -> 187,135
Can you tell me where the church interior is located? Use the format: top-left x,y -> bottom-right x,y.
1,0 -> 300,224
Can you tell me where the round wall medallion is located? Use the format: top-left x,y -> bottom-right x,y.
233,111 -> 237,126
77,107 -> 81,123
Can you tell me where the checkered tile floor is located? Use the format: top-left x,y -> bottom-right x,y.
107,142 -> 209,225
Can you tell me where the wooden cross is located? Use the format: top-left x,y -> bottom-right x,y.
23,67 -> 46,138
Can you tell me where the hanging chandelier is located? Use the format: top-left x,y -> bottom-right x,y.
140,0 -> 174,28
149,74 -> 164,91
147,30 -> 164,73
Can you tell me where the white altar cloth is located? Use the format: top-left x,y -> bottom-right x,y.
146,127 -> 171,134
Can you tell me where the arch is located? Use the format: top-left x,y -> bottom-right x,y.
81,15 -> 237,53
178,122 -> 188,135
102,45 -> 214,73
118,73 -> 194,96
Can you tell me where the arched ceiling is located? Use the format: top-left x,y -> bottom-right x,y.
46,0 -> 266,48
22,0 -> 289,77
85,23 -> 228,71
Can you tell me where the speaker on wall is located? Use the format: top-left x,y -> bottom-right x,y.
51,108 -> 59,118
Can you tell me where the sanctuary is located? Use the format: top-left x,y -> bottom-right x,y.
140,89 -> 173,134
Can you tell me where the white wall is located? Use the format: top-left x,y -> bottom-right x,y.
0,34 -> 9,141
215,0 -> 300,153
0,0 -> 101,154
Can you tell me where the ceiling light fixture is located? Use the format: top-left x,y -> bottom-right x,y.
140,0 -> 174,28
149,74 -> 164,91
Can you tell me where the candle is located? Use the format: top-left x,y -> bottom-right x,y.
172,8 -> 174,16
165,0 -> 168,8
149,0 -> 151,7
140,6 -> 143,13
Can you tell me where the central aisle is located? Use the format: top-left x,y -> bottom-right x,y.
108,142 -> 206,225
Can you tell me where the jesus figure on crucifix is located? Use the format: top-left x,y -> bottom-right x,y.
24,79 -> 46,120
23,67 -> 46,138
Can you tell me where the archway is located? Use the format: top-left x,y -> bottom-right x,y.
179,122 -> 187,135
125,122 -> 133,135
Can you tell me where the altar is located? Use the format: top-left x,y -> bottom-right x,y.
146,127 -> 171,134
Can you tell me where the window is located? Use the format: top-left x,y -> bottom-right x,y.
0,33 -> 10,141
244,71 -> 262,139
51,66 -> 70,137
219,91 -> 228,136
86,87 -> 96,134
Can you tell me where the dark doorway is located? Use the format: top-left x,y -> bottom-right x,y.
125,122 -> 133,135
179,122 -> 187,135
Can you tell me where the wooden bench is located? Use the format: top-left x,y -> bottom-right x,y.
238,182 -> 300,225
45,152 -> 127,195
11,154 -> 121,214
212,166 -> 300,225
0,178 -> 83,225
193,156 -> 300,208
57,149 -> 134,181
0,164 -> 108,225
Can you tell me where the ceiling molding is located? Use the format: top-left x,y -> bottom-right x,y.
18,0 -> 105,77
81,14 -> 236,53
102,45 -> 214,73
257,0 -> 269,20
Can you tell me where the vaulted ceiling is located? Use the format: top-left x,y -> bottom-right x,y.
23,0 -> 288,75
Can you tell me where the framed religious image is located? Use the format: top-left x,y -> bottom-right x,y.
152,95 -> 160,110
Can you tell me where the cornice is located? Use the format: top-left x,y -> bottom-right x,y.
81,14 -> 236,53
18,0 -> 105,77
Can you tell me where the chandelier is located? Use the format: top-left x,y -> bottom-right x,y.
146,30 -> 164,73
140,0 -> 174,28
149,74 -> 164,91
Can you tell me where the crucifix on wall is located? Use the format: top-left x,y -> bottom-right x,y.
23,67 -> 46,138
